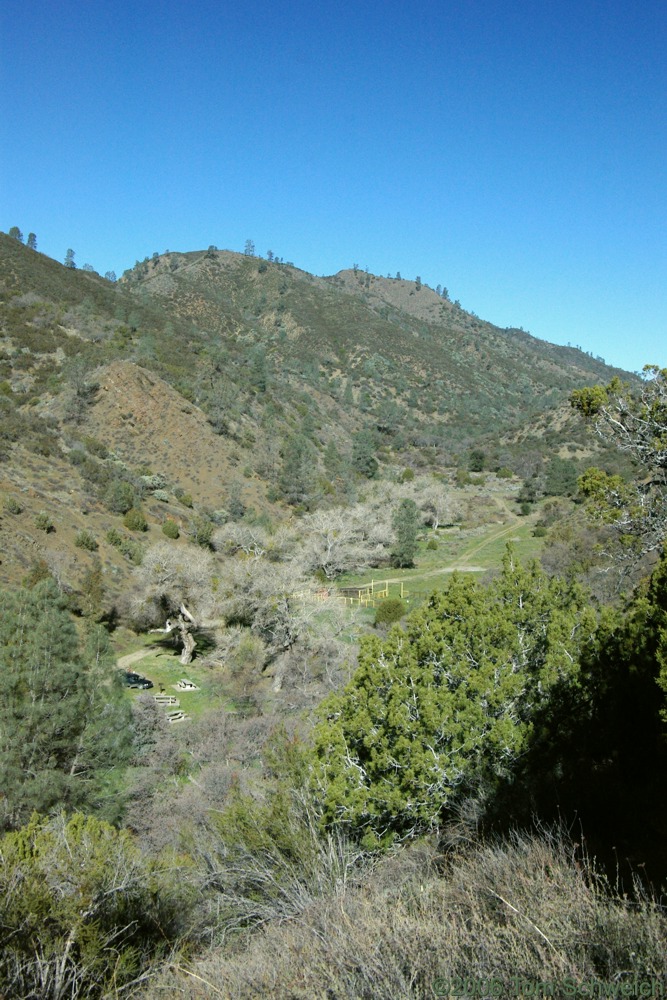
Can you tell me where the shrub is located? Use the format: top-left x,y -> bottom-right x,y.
152,829 -> 667,998
2,495 -> 23,514
106,529 -> 143,564
82,435 -> 108,458
0,813 -> 193,1000
399,467 -> 415,483
75,529 -> 98,551
106,527 -> 123,548
34,511 -> 54,533
374,598 -> 407,626
533,525 -> 548,537
188,514 -> 213,548
426,538 -> 438,550
104,478 -> 135,514
123,507 -> 148,532
496,466 -> 514,478
162,519 -> 180,539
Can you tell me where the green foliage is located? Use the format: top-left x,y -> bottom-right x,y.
399,467 -> 415,482
496,465 -> 514,478
34,510 -> 54,533
374,598 -> 407,626
2,494 -> 23,514
81,434 -> 108,458
571,367 -> 667,556
104,477 -> 136,514
191,730 -> 359,937
188,513 -> 214,548
313,550 -> 597,849
75,529 -> 98,551
469,448 -> 486,472
162,518 -> 180,539
545,455 -> 578,497
351,429 -> 379,478
279,433 -> 317,507
570,383 -> 609,416
390,497 -> 419,568
105,528 -> 144,564
123,506 -> 148,531
0,580 -> 132,829
504,548 -> 667,854
0,812 -> 191,999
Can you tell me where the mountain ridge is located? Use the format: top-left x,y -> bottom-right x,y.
0,230 -> 635,593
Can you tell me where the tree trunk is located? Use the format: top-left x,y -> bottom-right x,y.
179,622 -> 196,665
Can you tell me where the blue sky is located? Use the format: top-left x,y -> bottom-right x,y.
1,0 -> 665,373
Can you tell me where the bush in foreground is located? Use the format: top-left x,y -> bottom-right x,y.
143,828 -> 667,999
0,813 -> 194,1000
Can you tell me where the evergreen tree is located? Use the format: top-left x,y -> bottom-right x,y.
571,366 -> 667,556
544,455 -> 578,496
390,498 -> 419,567
279,434 -> 317,508
0,580 -> 131,830
469,448 -> 486,472
249,346 -> 269,392
351,429 -> 378,478
26,232 -> 37,249
64,248 -> 76,268
8,226 -> 23,242
313,550 -> 597,848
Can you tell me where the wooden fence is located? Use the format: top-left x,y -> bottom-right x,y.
338,579 -> 408,608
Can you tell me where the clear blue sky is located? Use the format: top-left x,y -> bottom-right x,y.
1,0 -> 665,373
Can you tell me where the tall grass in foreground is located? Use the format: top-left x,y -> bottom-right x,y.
142,827 -> 667,999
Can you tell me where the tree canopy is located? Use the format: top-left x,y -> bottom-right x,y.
312,550 -> 597,848
0,579 -> 132,830
571,366 -> 667,557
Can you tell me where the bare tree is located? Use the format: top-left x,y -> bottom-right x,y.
128,542 -> 218,664
297,504 -> 392,579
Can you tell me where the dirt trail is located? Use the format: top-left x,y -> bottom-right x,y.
117,648 -> 157,670
352,508 -> 526,588
457,520 -> 520,565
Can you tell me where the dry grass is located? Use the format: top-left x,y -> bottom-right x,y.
139,827 -> 667,999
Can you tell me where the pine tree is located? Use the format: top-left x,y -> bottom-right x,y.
351,429 -> 378,478
390,498 -> 419,567
0,580 -> 131,830
279,434 -> 317,508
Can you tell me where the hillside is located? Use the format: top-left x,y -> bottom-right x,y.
122,247 -> 628,447
2,233 -> 666,999
0,231 -> 633,593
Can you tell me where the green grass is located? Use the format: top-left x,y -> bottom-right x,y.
337,513 -> 547,610
114,633 -> 229,721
